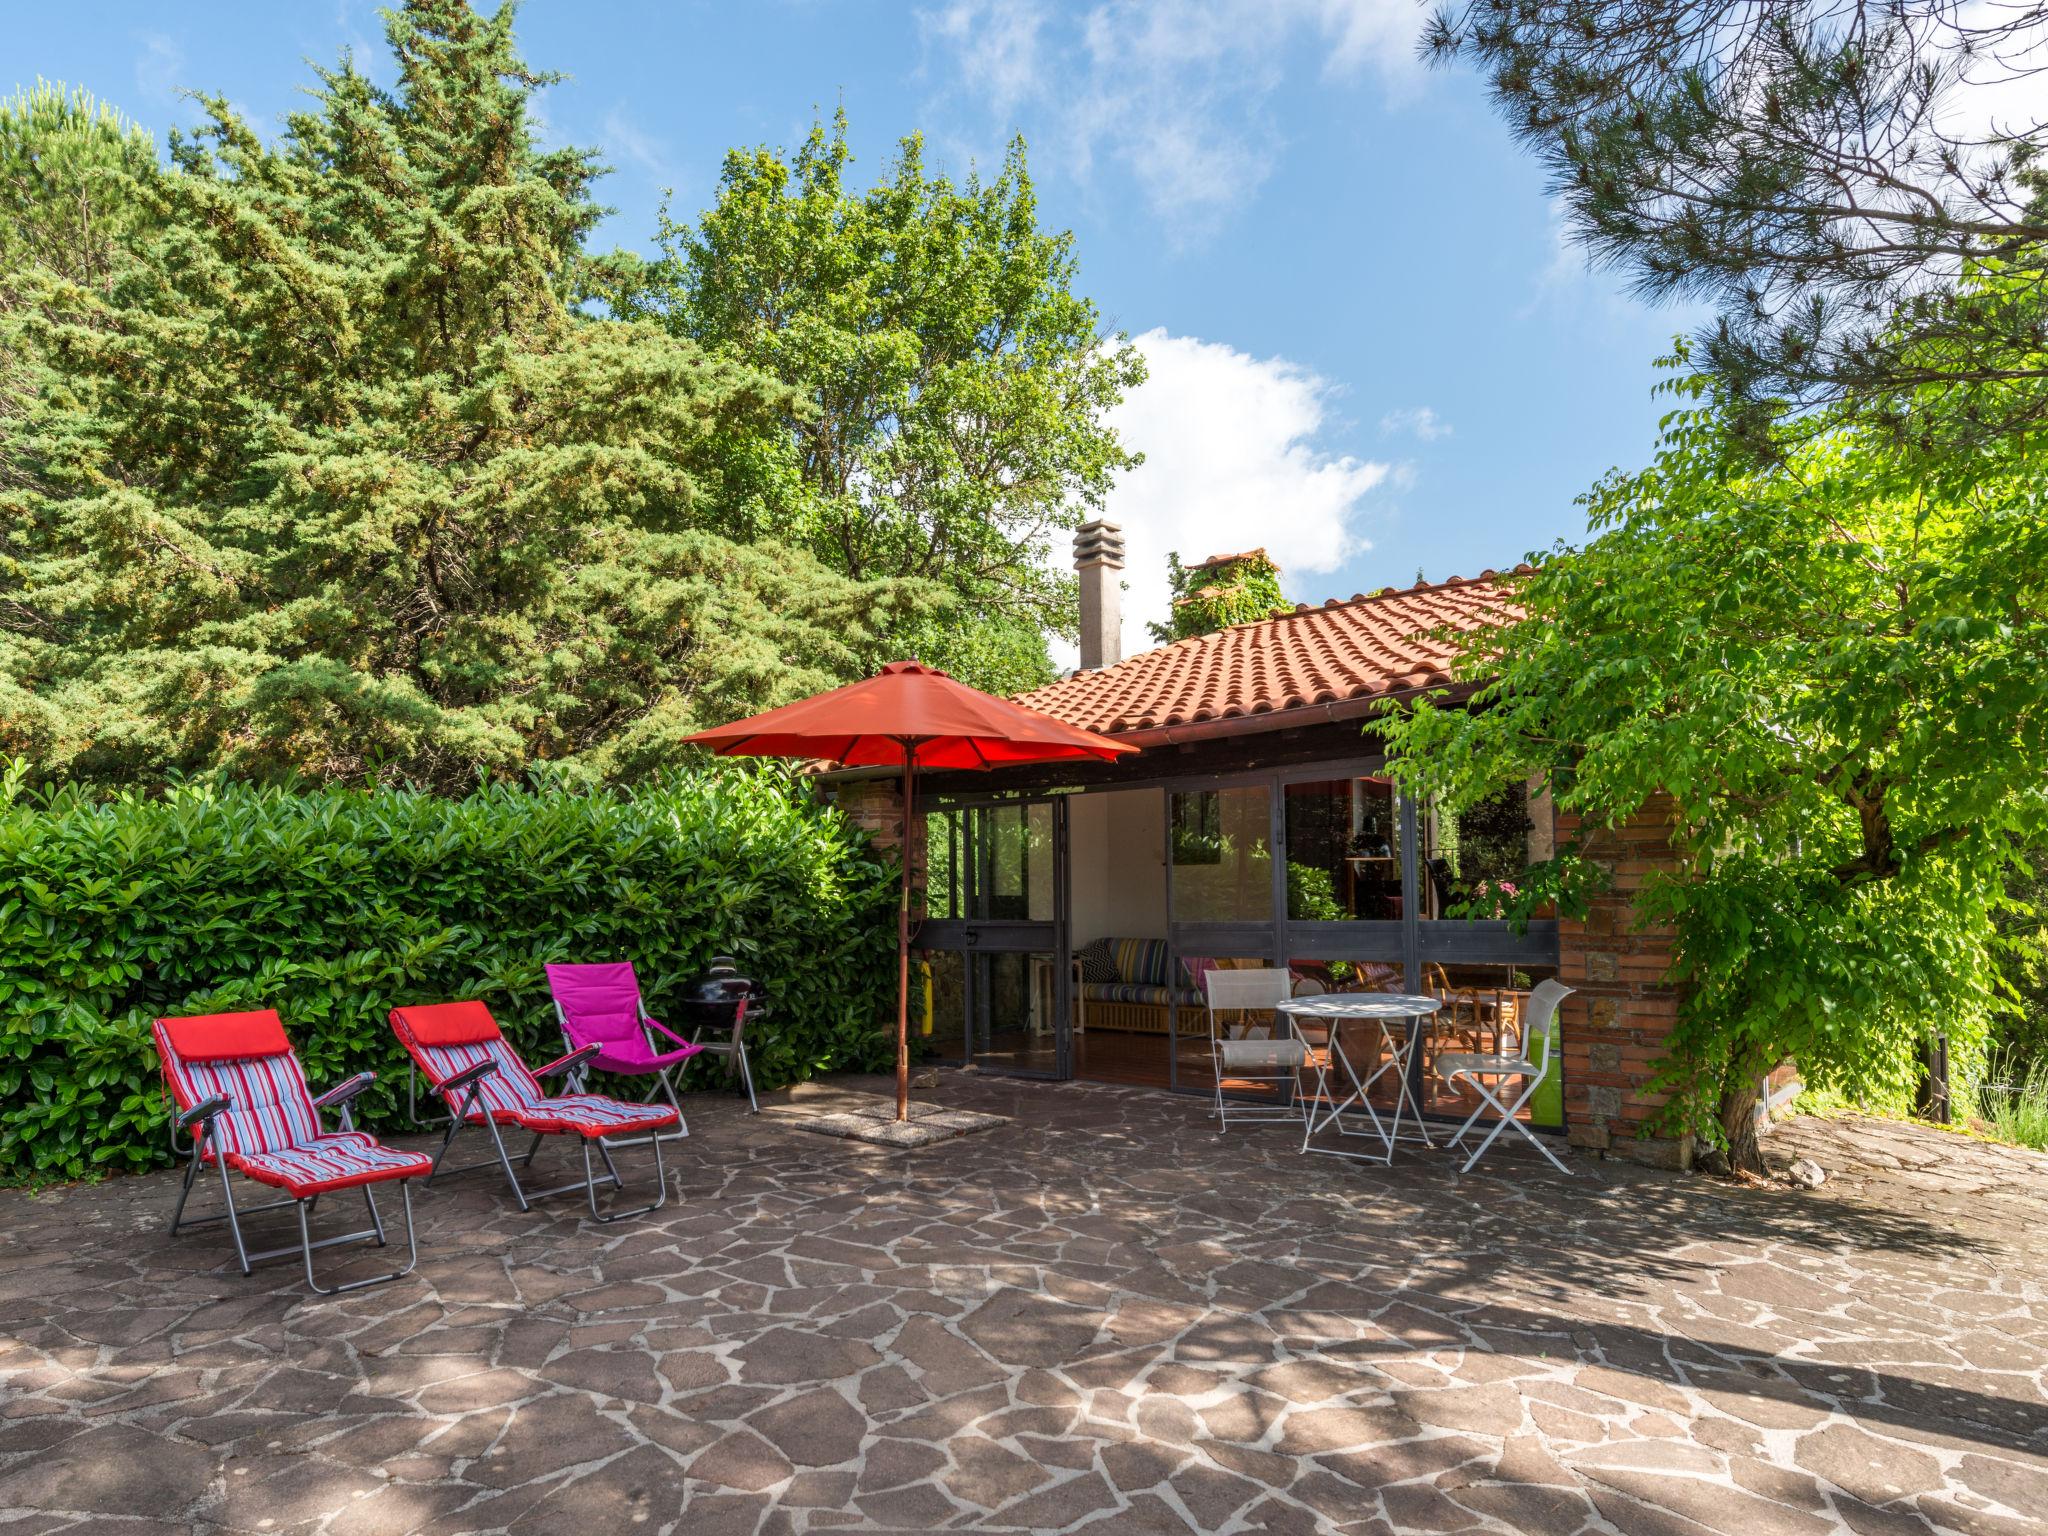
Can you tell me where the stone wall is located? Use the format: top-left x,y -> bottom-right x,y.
1555,794 -> 1694,1169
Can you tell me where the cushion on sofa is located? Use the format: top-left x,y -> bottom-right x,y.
1079,982 -> 1205,1008
1108,938 -> 1173,989
1074,937 -> 1119,984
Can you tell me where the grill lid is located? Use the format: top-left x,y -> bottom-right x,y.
678,956 -> 767,1021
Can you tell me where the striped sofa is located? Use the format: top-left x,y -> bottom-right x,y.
1072,938 -> 1208,1037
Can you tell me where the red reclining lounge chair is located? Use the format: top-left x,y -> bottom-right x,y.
153,1009 -> 430,1295
389,1000 -> 678,1222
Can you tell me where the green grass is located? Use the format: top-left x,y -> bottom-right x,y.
1970,1051 -> 2048,1152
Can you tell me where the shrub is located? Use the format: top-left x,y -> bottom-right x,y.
0,764 -> 896,1178
1971,1050 -> 2048,1153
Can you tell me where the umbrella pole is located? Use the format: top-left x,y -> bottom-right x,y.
896,750 -> 915,1123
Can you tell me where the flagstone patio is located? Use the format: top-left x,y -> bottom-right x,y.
1,1073 -> 2043,1535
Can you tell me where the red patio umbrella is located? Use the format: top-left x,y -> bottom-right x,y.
684,661 -> 1136,1121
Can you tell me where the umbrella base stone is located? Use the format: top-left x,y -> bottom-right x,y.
792,1098 -> 1009,1148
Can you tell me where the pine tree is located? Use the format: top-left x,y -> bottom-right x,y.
1426,0 -> 2048,450
1,1 -> 939,789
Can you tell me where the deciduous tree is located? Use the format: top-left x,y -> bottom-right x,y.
609,114 -> 1145,691
1379,357 -> 2048,1174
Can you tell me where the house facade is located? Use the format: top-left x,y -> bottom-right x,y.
830,522 -> 1694,1170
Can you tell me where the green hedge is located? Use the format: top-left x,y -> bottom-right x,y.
0,765 -> 896,1178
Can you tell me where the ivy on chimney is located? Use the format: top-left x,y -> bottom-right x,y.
1149,549 -> 1288,642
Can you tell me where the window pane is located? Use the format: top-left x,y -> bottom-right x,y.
974,950 -> 1059,1074
1419,779 -> 1550,921
983,803 -> 1056,922
1283,775 -> 1400,920
919,948 -> 967,1057
923,810 -> 962,920
1170,787 -> 1272,922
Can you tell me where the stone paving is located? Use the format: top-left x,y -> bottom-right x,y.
1762,1109 -> 2048,1232
1,1074 -> 2044,1535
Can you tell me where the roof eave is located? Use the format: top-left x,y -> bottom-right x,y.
1102,677 -> 1486,749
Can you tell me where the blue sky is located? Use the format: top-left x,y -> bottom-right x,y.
13,0 -> 1701,655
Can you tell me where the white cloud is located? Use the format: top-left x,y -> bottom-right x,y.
919,0 -> 1427,238
134,32 -> 185,110
1054,327 -> 1391,668
1380,405 -> 1450,440
917,0 -> 1045,119
602,107 -> 674,190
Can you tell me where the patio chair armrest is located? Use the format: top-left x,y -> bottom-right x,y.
440,1058 -> 499,1094
642,1014 -> 694,1048
312,1071 -> 375,1110
178,1094 -> 231,1131
536,1043 -> 600,1079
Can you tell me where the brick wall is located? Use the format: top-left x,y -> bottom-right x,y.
1556,793 -> 1694,1170
823,778 -> 925,915
825,776 -> 909,854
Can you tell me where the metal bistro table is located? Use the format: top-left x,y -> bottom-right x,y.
1280,993 -> 1441,1165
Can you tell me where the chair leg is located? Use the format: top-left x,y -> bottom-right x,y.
656,1068 -> 688,1138
361,1183 -> 388,1246
579,1132 -> 668,1223
216,1153 -> 252,1275
428,1098 -> 466,1177
1455,1078 -> 1569,1175
430,1097 -> 534,1211
1456,1088 -> 1518,1170
296,1181 -> 421,1296
1514,1121 -> 1574,1176
1444,1082 -> 1493,1148
169,1148 -> 204,1236
481,1116 -> 531,1209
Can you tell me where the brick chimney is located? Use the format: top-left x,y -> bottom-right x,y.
1073,520 -> 1125,670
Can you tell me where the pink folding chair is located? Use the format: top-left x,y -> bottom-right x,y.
545,962 -> 709,1140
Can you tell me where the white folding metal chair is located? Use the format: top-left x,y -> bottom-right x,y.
1434,978 -> 1573,1174
1205,967 -> 1307,1130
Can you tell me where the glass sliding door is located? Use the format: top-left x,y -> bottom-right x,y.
916,798 -> 1069,1079
1067,787 -> 1174,1087
1166,783 -> 1280,1092
971,949 -> 1062,1074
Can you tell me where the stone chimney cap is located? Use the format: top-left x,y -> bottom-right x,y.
1074,520 -> 1125,568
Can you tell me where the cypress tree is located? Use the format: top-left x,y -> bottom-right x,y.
2,1 -> 934,789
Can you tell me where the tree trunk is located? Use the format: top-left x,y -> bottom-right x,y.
1719,1072 -> 1766,1179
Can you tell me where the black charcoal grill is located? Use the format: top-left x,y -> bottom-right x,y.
676,957 -> 765,1110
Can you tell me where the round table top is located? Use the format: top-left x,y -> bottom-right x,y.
1277,992 -> 1442,1020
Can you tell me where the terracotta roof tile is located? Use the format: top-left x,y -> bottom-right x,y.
1188,547 -> 1269,571
1017,568 -> 1528,738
